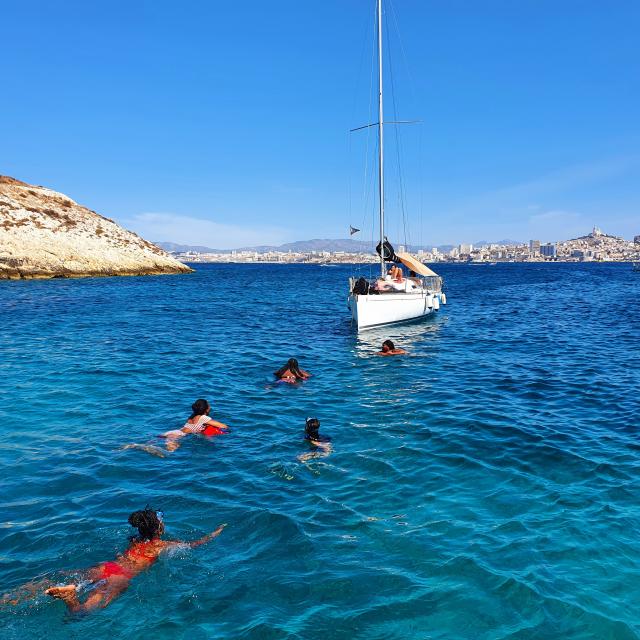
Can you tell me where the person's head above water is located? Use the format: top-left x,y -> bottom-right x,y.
305,417 -> 320,439
190,398 -> 210,418
382,340 -> 395,352
305,417 -> 331,443
128,507 -> 165,541
274,358 -> 305,380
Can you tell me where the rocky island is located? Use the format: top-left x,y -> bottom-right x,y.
0,176 -> 192,279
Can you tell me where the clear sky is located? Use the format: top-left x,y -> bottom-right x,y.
3,0 -> 639,247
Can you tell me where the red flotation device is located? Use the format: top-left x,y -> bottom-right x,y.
203,425 -> 226,436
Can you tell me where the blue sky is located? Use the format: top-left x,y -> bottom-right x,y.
2,0 -> 639,247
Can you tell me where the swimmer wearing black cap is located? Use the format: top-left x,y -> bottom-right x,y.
299,418 -> 332,462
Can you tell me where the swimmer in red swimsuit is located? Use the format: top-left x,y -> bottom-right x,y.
14,507 -> 227,614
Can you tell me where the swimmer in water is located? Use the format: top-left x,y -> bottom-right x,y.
274,358 -> 311,384
122,399 -> 229,456
161,398 -> 229,451
377,339 -> 406,356
3,508 -> 225,613
298,417 -> 332,462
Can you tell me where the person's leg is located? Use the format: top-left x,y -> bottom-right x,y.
120,443 -> 167,458
1,578 -> 55,606
45,585 -> 83,612
79,578 -> 129,611
47,577 -> 129,613
165,438 -> 181,452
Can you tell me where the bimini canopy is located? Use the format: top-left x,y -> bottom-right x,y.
396,252 -> 439,277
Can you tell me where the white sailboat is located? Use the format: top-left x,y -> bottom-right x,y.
347,0 -> 446,331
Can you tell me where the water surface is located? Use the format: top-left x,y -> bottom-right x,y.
0,263 -> 639,639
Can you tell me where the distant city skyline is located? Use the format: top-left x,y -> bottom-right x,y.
3,1 -> 639,248
155,225 -> 635,255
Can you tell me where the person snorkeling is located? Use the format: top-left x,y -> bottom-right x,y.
377,339 -> 406,356
274,358 -> 311,384
122,398 -> 229,457
298,417 -> 332,462
3,507 -> 225,614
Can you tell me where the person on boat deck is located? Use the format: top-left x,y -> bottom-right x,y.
122,398 -> 228,456
375,275 -> 395,292
404,270 -> 421,291
378,339 -> 406,356
298,417 -> 332,462
4,507 -> 225,613
274,358 -> 311,384
388,265 -> 404,281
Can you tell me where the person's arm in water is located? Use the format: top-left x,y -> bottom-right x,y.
298,440 -> 332,462
161,524 -> 227,551
178,418 -> 227,434
188,524 -> 227,548
205,419 -> 229,430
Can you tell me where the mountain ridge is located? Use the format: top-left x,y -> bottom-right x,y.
155,238 -> 528,254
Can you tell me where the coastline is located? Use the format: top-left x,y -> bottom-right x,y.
175,258 -> 639,266
0,266 -> 193,281
0,176 -> 193,280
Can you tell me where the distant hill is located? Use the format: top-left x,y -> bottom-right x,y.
155,241 -> 230,254
157,237 -> 544,255
238,239 -> 377,253
158,238 -> 458,254
474,239 -> 523,247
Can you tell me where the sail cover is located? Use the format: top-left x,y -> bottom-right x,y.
396,252 -> 439,277
376,239 -> 399,262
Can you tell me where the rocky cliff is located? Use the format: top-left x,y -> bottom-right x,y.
0,176 -> 193,279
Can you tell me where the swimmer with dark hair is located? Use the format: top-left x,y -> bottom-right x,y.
3,508 -> 225,613
274,358 -> 311,384
377,339 -> 406,356
298,417 -> 332,462
160,398 -> 229,451
122,398 -> 229,456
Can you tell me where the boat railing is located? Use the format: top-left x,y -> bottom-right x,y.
350,275 -> 443,295
423,276 -> 442,292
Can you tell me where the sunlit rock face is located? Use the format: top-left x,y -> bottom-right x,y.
0,176 -> 193,279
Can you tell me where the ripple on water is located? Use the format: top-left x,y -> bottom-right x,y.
0,263 -> 639,639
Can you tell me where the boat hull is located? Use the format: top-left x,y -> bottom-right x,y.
348,291 -> 441,330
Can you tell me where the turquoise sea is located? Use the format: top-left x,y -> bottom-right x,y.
0,262 -> 639,639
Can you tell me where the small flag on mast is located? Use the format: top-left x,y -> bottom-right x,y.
350,225 -> 360,236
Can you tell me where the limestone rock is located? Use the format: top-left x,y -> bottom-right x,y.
0,176 -> 193,279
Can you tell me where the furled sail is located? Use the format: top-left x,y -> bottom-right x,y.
376,239 -> 399,263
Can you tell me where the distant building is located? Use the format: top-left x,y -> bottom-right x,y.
540,243 -> 556,258
571,249 -> 585,259
529,239 -> 541,255
634,235 -> 640,245
458,243 -> 472,255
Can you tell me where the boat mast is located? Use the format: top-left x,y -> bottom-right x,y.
377,0 -> 385,277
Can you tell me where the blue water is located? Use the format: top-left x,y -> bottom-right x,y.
0,263 -> 639,639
